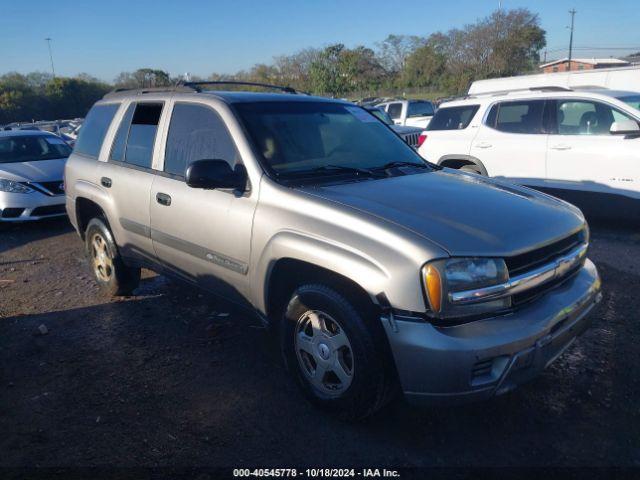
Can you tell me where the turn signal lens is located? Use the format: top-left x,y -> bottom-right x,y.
424,264 -> 442,313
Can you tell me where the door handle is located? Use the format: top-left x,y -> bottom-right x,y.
100,177 -> 112,188
475,142 -> 492,149
156,192 -> 171,206
551,144 -> 572,151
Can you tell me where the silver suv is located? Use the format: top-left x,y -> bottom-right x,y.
65,82 -> 602,419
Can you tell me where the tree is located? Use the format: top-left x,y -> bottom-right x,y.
401,43 -> 445,88
376,34 -> 425,74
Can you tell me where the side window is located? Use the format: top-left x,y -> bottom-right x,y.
556,100 -> 625,135
74,104 -> 119,158
164,103 -> 240,177
407,101 -> 434,118
109,104 -> 135,162
490,100 -> 545,134
124,103 -> 163,168
387,103 -> 403,120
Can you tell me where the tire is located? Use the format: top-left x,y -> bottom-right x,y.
281,283 -> 396,420
85,217 -> 140,296
460,164 -> 484,175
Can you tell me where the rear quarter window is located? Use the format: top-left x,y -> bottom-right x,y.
427,105 -> 480,130
74,104 -> 120,158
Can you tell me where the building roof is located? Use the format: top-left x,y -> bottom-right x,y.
539,57 -> 630,69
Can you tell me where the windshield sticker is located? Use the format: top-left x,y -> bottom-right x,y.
345,106 -> 378,123
46,137 -> 68,146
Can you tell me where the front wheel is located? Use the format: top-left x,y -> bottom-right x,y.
85,218 -> 140,296
460,164 -> 484,175
281,284 -> 396,420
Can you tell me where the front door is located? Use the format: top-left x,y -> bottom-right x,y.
545,98 -> 640,203
149,102 -> 257,304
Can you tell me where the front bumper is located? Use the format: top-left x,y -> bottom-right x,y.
0,190 -> 66,222
381,259 -> 601,405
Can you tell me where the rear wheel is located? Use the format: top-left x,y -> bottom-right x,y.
85,218 -> 140,296
281,283 -> 396,420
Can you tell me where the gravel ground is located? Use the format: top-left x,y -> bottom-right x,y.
0,217 -> 639,468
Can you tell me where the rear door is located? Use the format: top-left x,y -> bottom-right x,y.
470,99 -> 548,182
149,101 -> 256,304
545,98 -> 640,200
100,101 -> 166,261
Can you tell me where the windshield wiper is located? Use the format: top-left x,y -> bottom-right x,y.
282,164 -> 382,178
373,160 -> 431,171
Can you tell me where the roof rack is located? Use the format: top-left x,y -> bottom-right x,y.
182,81 -> 298,94
103,85 -> 195,99
102,81 -> 300,99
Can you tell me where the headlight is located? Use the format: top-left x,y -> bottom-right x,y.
0,178 -> 33,194
422,257 -> 510,320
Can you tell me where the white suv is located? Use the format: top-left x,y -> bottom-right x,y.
417,88 -> 640,216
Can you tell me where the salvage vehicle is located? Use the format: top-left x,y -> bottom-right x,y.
0,130 -> 69,221
375,99 -> 435,128
65,82 -> 602,419
417,86 -> 640,218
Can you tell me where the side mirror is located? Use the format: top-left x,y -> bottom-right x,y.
610,120 -> 640,135
185,159 -> 247,190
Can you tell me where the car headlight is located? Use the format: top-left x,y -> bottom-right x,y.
422,257 -> 510,321
0,178 -> 33,194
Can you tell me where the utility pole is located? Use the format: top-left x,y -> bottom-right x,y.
568,9 -> 576,70
45,37 -> 56,78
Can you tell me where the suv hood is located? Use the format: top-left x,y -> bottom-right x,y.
0,158 -> 67,183
299,170 -> 585,257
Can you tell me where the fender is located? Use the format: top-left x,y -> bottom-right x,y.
438,154 -> 489,176
253,229 -> 390,315
72,179 -> 119,240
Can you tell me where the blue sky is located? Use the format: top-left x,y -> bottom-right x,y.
1,0 -> 638,82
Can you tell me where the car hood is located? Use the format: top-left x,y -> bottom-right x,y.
391,125 -> 423,135
299,170 -> 585,257
0,158 -> 67,182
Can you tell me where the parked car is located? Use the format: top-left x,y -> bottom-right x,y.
65,83 -> 601,419
375,99 -> 435,128
418,87 -> 640,218
364,106 -> 424,148
0,130 -> 70,221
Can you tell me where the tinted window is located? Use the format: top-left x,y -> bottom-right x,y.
234,102 -> 426,177
0,135 -> 72,164
407,101 -> 434,118
109,104 -> 135,162
74,104 -> 119,157
427,105 -> 480,130
164,103 -> 240,177
387,103 -> 403,119
124,103 -> 163,168
556,100 -> 636,135
489,100 -> 545,134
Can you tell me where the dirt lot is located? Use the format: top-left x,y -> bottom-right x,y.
1,217 -> 639,469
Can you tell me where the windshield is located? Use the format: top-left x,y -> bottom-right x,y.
407,101 -> 434,118
234,101 -> 427,179
617,95 -> 640,112
0,135 -> 71,163
367,108 -> 393,125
